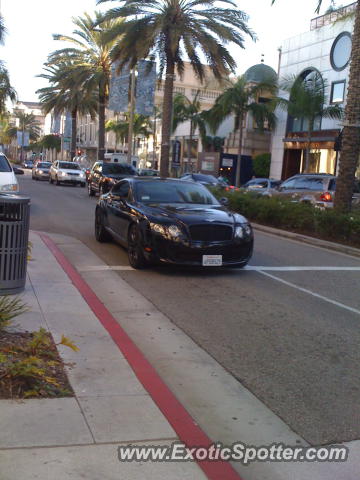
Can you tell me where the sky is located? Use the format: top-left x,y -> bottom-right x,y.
0,0 -> 331,101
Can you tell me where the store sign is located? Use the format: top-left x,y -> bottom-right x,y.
202,160 -> 214,171
222,158 -> 233,167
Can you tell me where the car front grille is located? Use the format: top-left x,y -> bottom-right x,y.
189,224 -> 233,242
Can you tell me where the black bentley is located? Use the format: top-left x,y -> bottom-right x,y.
95,178 -> 253,269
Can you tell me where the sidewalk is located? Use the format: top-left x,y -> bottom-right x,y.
1,231 -> 359,480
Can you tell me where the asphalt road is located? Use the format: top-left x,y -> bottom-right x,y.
19,171 -> 360,446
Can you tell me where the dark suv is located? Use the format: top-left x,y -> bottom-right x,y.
87,161 -> 137,196
276,173 -> 360,208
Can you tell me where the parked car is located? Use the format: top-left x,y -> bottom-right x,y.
137,168 -> 159,176
87,161 -> 137,196
23,159 -> 34,169
32,161 -> 52,181
180,173 -> 227,187
0,153 -> 19,193
49,161 -> 86,187
95,177 -> 253,269
274,173 -> 360,208
241,178 -> 282,196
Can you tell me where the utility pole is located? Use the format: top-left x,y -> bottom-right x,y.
127,67 -> 136,165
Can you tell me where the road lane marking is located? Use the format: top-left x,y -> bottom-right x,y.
246,266 -> 360,271
256,270 -> 360,316
78,265 -> 135,271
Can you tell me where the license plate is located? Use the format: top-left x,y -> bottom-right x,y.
202,255 -> 222,266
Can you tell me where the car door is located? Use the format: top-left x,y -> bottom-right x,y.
107,181 -> 132,241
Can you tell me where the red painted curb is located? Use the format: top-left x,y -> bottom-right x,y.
39,233 -> 244,480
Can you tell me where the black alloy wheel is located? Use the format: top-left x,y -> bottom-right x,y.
95,209 -> 111,242
127,224 -> 147,269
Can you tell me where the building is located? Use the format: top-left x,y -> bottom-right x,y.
270,3 -> 356,180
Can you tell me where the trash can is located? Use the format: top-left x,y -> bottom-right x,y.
0,194 -> 30,295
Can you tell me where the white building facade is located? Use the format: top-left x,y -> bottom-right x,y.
270,3 -> 355,180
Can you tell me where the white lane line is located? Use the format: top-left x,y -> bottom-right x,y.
78,265 -> 135,271
245,266 -> 360,271
256,270 -> 360,316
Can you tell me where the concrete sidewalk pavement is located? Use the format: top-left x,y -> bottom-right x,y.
1,231 -> 359,480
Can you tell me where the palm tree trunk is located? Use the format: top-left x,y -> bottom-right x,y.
160,55 -> 175,177
98,93 -> 106,161
235,113 -> 244,187
188,120 -> 193,172
70,108 -> 77,161
334,1 -> 360,212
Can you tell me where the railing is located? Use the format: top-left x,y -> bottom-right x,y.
191,88 -> 221,100
310,2 -> 356,30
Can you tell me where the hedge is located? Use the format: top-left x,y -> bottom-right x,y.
213,189 -> 360,248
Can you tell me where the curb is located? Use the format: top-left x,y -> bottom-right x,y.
38,232 -> 243,480
252,223 -> 360,259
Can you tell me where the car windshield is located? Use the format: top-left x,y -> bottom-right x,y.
103,163 -> 136,175
0,155 -> 12,172
193,174 -> 218,182
59,162 -> 81,170
38,162 -> 51,168
135,181 -> 219,205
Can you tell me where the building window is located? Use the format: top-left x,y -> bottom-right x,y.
330,32 -> 352,71
330,80 -> 346,103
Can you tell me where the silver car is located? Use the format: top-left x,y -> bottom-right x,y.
241,178 -> 282,197
32,161 -> 52,181
49,161 -> 86,187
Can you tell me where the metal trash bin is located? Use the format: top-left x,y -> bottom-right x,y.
0,194 -> 30,295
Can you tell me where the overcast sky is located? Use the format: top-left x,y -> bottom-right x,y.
0,0 -> 330,101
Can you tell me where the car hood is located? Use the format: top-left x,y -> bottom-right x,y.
141,203 -> 248,225
105,173 -> 134,180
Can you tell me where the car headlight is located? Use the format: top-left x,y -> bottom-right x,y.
1,184 -> 18,192
60,171 -> 67,176
167,225 -> 182,238
79,172 -> 85,177
235,224 -> 252,239
150,223 -> 167,235
38,170 -> 43,174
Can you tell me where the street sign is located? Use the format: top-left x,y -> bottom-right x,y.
172,140 -> 181,166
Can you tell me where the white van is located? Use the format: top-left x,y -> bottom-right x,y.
0,153 -> 19,193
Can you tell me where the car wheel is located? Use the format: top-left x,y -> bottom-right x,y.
88,183 -> 95,197
127,224 -> 147,269
55,176 -> 60,186
95,209 -> 111,242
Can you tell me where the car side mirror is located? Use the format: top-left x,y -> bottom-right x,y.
219,197 -> 229,206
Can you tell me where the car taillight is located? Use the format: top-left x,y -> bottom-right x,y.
320,192 -> 332,202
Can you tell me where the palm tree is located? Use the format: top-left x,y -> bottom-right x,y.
172,92 -> 207,171
97,0 -> 255,176
37,59 -> 98,160
0,62 -> 17,116
50,12 -> 124,161
272,0 -> 360,212
207,75 -> 277,186
7,112 -> 41,162
106,113 -> 152,153
276,72 -> 343,173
